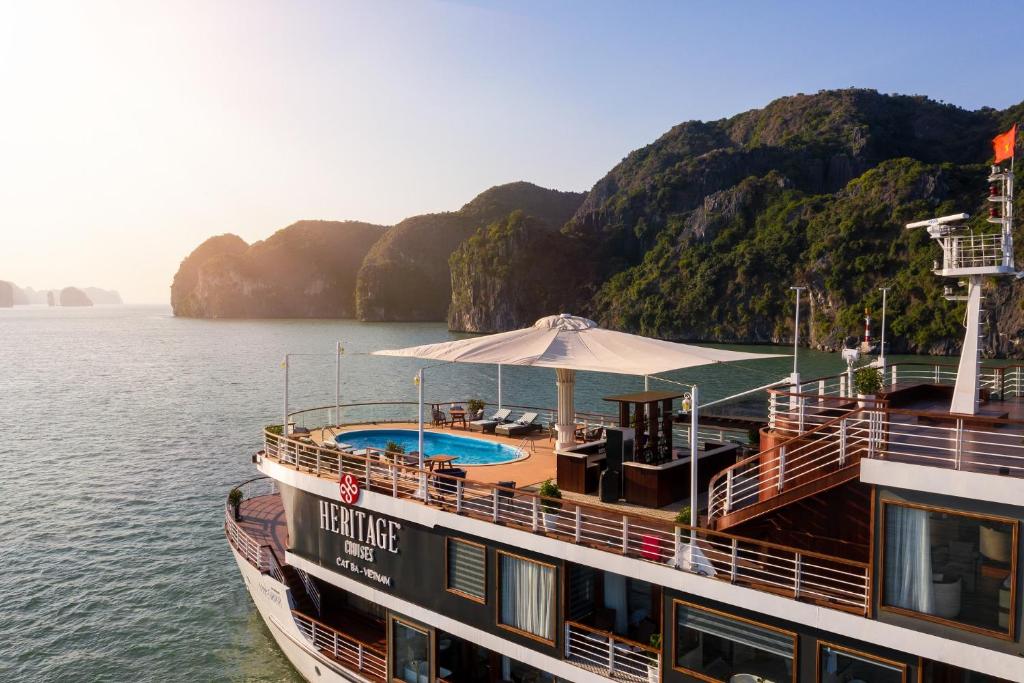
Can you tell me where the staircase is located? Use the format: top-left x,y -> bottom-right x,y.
278,562 -> 320,615
707,408 -> 881,532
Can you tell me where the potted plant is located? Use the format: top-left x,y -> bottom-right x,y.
265,424 -> 283,436
228,487 -> 243,521
537,479 -> 563,530
467,398 -> 486,420
648,634 -> 662,683
675,505 -> 691,526
853,365 -> 883,407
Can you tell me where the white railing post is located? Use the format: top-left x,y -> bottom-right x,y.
777,446 -> 786,492
334,631 -> 339,659
424,474 -> 431,505
492,488 -> 500,523
840,374 -> 847,398
729,538 -> 738,583
392,465 -> 398,497
934,365 -> 941,383
574,506 -> 582,543
794,552 -> 802,598
674,527 -> 682,567
621,516 -> 629,555
357,643 -> 363,671
891,365 -> 897,387
768,393 -> 777,430
316,449 -> 321,476
364,456 -> 371,486
954,419 -> 964,470
798,396 -> 806,433
565,624 -> 571,658
607,638 -> 616,675
725,469 -> 734,513
839,418 -> 848,466
531,497 -> 539,532
456,480 -> 463,514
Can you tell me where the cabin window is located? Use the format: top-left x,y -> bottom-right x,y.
881,502 -> 1017,637
673,600 -> 796,682
497,551 -> 556,643
392,618 -> 430,683
446,538 -> 486,602
817,642 -> 906,682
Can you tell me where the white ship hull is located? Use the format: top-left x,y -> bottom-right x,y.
229,544 -> 371,683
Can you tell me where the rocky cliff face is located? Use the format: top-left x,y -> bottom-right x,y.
355,182 -> 585,321
0,281 -> 13,307
564,89 -> 1024,356
59,287 -> 93,306
82,287 -> 123,305
171,222 -> 385,318
448,211 -> 594,332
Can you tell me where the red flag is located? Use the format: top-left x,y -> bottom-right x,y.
993,124 -> 1016,164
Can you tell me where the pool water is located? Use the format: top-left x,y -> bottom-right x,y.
335,429 -> 524,466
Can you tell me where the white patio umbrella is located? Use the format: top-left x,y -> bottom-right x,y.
373,314 -> 784,515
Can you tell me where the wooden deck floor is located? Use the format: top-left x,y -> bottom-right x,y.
238,493 -> 288,557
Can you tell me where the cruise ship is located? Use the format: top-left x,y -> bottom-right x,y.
225,161 -> 1023,682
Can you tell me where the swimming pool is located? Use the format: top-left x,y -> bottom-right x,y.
335,429 -> 524,466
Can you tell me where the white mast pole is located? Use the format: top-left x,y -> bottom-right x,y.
497,363 -> 502,411
417,368 -> 424,468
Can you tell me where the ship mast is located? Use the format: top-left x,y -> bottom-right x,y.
905,162 -> 1015,415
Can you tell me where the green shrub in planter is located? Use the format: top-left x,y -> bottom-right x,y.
385,440 -> 406,454
854,366 -> 883,396
649,633 -> 662,650
467,398 -> 486,417
675,505 -> 691,526
228,488 -> 244,521
265,424 -> 283,436
538,479 -> 563,512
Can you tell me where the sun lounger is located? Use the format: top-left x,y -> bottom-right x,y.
495,412 -> 539,437
470,407 -> 512,433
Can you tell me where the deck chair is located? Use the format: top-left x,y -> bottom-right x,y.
495,412 -> 539,437
470,407 -> 512,433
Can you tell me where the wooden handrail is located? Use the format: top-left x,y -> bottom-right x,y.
263,432 -> 870,569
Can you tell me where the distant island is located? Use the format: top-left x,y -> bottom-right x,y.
0,281 -> 122,307
172,88 -> 1024,358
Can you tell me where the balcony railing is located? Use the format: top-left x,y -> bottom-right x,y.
565,621 -> 658,683
262,424 -> 870,616
224,478 -> 386,681
293,611 -> 387,681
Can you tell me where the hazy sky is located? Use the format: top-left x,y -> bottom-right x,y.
2,1 -> 1021,303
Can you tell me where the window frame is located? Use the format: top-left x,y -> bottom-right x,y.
445,536 -> 487,604
815,640 -> 907,683
878,500 -> 1018,640
495,550 -> 558,646
671,598 -> 798,683
389,614 -> 433,683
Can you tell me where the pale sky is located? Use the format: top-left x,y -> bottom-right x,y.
1,0 -> 1021,303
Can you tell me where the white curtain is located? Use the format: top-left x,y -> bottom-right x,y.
884,505 -> 934,614
500,555 -> 554,640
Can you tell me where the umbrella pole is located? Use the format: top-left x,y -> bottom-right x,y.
283,354 -> 289,438
497,364 -> 502,411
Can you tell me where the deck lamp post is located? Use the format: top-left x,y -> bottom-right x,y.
680,386 -> 700,543
877,288 -> 889,371
335,342 -> 345,428
282,354 -> 290,438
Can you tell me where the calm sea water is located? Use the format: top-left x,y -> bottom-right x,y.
0,305 -> 944,682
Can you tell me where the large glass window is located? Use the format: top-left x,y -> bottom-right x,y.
673,600 -> 795,682
818,642 -> 905,682
882,502 -> 1017,636
446,538 -> 486,602
498,552 -> 556,643
392,619 -> 430,683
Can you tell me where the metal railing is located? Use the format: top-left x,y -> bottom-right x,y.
224,478 -> 386,681
296,568 -> 322,615
565,621 -> 658,683
262,427 -> 870,615
293,611 -> 387,681
941,231 -> 1008,270
286,400 -> 754,447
